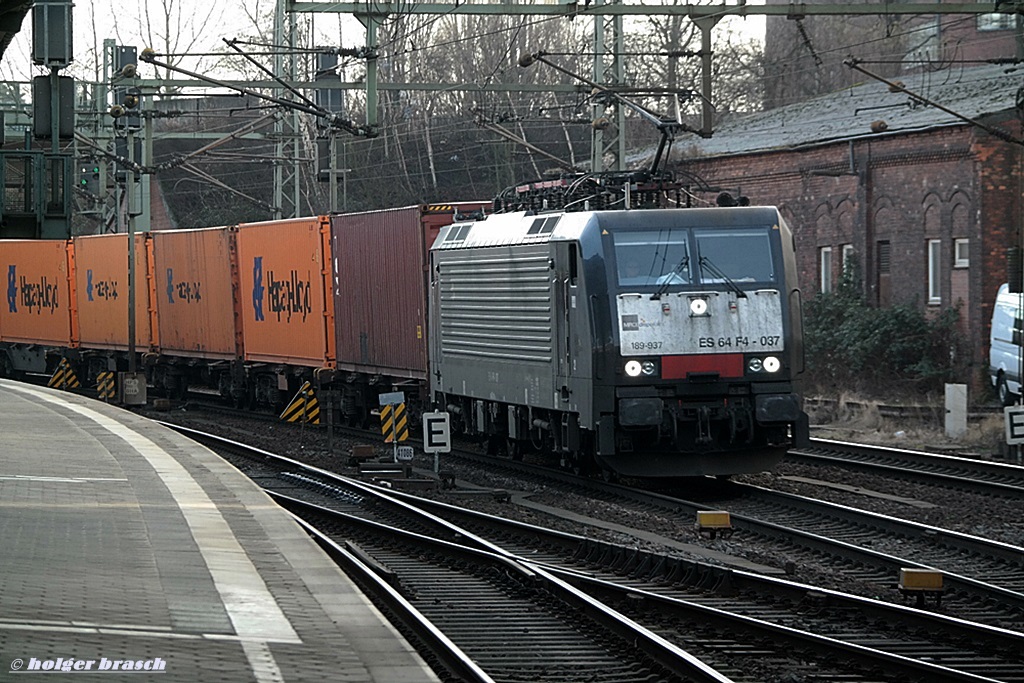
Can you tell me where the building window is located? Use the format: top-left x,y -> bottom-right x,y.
820,246 -> 832,294
954,238 -> 969,268
877,242 -> 890,274
877,241 -> 891,307
928,239 -> 942,303
841,244 -> 855,278
978,13 -> 1016,31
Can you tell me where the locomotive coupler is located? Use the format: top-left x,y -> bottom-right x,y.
696,405 -> 712,444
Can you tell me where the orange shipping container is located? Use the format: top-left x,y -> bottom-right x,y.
72,233 -> 154,351
150,227 -> 241,360
0,240 -> 76,347
235,217 -> 334,367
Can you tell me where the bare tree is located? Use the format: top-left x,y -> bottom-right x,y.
121,0 -> 228,91
625,10 -> 765,133
134,5 -> 776,217
763,13 -> 908,110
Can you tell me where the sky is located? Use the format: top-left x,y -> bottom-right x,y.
2,0 -> 765,86
2,0 -> 263,82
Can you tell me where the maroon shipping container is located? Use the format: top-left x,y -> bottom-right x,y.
150,227 -> 241,360
331,203 -> 487,379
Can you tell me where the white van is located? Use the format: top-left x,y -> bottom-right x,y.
990,283 -> 1024,406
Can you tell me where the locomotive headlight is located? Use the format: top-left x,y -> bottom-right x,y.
689,297 -> 709,316
625,359 -> 657,377
748,356 -> 781,373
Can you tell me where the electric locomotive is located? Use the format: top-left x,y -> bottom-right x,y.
429,205 -> 808,478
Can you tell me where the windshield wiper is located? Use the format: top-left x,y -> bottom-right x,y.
651,255 -> 689,300
699,255 -> 747,299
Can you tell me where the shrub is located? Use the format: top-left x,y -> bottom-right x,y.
803,257 -> 966,396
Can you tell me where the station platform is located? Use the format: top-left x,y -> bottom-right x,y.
0,379 -> 440,682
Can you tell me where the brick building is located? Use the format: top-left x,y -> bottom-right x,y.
669,64 -> 1024,389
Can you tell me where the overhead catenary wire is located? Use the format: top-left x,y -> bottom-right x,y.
761,13 -> 985,107
355,9 -> 972,126
149,58 -> 1019,182
844,58 -> 1024,146
123,6 -> 1015,219
157,113 -> 583,183
138,46 -> 377,138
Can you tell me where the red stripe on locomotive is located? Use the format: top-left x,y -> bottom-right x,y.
661,354 -> 744,379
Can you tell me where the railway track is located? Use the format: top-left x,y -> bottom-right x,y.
364,483 -> 1024,682
162,405 -> 1024,631
714,480 -> 1024,626
790,437 -> 1024,496
186,426 -> 728,683
169,422 -> 1024,682
291,506 -> 705,683
364,441 -> 1024,633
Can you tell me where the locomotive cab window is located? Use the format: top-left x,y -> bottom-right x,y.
694,228 -> 776,284
613,230 -> 689,287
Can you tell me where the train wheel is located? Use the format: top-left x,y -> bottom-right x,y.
506,438 -> 523,461
573,461 -> 594,477
485,434 -> 503,455
564,450 -> 593,476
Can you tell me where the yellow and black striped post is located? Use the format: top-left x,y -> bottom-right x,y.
301,383 -> 320,424
47,358 -> 81,391
96,372 -> 116,401
280,381 -> 321,425
380,402 -> 409,444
